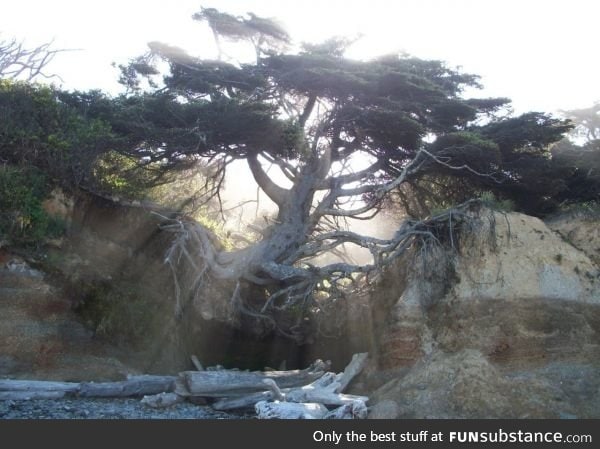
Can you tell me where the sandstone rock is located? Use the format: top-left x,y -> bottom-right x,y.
452,211 -> 599,303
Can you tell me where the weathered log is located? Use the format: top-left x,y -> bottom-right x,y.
212,391 -> 275,411
324,400 -> 368,419
181,360 -> 328,397
255,400 -> 328,419
0,380 -> 79,393
140,392 -> 184,408
79,375 -> 176,398
335,352 -> 368,393
0,390 -> 69,400
210,377 -> 367,411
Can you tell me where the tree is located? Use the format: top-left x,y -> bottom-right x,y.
113,9 -> 571,339
549,103 -> 600,206
560,102 -> 600,142
0,35 -> 68,82
0,81 -> 121,187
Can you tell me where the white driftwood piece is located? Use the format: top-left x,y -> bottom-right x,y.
141,392 -> 184,408
324,400 -> 368,419
255,400 -> 328,419
335,352 -> 368,393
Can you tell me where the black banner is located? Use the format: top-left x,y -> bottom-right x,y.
1,419 -> 598,449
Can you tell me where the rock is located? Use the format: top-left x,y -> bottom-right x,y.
6,259 -> 43,278
371,349 -> 595,418
368,400 -> 400,419
141,392 -> 183,408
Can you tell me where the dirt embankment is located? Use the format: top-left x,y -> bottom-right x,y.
360,209 -> 600,418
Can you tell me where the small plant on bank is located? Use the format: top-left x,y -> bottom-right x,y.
479,191 -> 515,212
0,165 -> 64,246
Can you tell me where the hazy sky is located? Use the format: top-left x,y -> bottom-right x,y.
2,0 -> 598,114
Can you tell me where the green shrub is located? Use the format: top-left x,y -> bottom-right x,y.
0,165 -> 63,245
0,80 -> 118,188
479,191 -> 515,212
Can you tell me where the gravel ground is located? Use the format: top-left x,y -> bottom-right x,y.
0,398 -> 252,419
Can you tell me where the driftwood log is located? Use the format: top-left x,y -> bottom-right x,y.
0,354 -> 369,419
179,359 -> 328,397
0,375 -> 175,400
79,375 -> 176,398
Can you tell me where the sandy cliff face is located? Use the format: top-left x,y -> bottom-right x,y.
546,211 -> 600,266
366,209 -> 600,418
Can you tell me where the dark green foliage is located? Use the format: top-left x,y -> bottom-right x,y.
120,43 -> 514,173
192,8 -> 290,44
399,113 -> 576,216
551,138 -> 600,205
0,80 -> 118,188
0,165 -> 64,245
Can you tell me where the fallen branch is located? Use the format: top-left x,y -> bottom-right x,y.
335,352 -> 368,393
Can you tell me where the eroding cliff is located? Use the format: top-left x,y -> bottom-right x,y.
365,208 -> 600,418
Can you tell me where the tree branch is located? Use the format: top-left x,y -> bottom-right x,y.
260,151 -> 298,182
247,152 -> 289,206
317,160 -> 383,190
0,37 -> 76,82
299,94 -> 317,127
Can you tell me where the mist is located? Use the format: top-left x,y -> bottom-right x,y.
216,160 -> 400,266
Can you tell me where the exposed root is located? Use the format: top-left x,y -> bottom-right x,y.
157,199 -> 490,341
